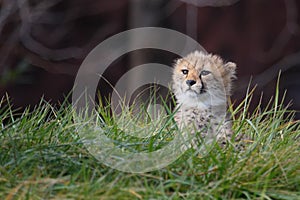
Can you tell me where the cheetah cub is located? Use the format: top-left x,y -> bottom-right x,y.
172,50 -> 239,148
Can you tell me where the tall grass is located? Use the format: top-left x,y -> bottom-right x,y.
0,86 -> 299,199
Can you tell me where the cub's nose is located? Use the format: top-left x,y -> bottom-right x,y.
186,80 -> 196,86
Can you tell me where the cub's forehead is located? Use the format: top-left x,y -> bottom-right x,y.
175,54 -> 212,70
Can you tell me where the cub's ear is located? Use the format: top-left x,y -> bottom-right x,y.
225,62 -> 236,71
225,61 -> 237,78
175,58 -> 183,65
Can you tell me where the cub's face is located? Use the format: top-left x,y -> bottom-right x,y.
172,51 -> 236,107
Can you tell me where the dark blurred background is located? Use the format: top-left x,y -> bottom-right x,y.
0,0 -> 300,118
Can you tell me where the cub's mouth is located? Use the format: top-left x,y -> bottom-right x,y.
185,87 -> 207,95
185,83 -> 206,95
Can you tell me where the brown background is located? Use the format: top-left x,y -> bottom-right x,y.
0,0 -> 299,117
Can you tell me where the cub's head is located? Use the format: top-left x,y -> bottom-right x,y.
172,51 -> 236,107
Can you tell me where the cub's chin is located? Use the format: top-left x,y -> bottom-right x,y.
176,90 -> 211,107
185,89 -> 199,96
184,89 -> 206,98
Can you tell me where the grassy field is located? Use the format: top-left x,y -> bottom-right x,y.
0,86 -> 299,200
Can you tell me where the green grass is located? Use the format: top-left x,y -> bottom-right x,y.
0,87 -> 299,200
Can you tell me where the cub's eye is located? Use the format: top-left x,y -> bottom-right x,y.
200,70 -> 211,76
181,69 -> 188,75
